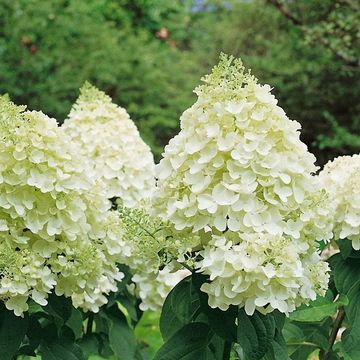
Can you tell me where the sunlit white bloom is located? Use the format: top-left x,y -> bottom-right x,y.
153,55 -> 324,242
0,96 -> 126,315
152,54 -> 330,314
319,154 -> 360,249
62,83 -> 155,207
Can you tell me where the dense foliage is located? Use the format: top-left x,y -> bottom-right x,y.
0,0 -> 358,162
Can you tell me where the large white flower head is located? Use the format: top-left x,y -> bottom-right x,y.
319,154 -> 360,249
62,83 -> 155,207
152,54 -> 330,315
153,54 -> 321,238
0,96 -> 125,315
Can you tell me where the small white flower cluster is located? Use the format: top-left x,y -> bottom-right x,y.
117,204 -> 198,311
0,96 -> 126,316
153,54 -> 330,315
132,264 -> 191,311
199,233 -> 328,314
319,154 -> 360,249
62,83 -> 155,207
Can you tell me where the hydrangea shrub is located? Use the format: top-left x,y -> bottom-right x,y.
0,55 -> 359,360
151,55 -> 360,360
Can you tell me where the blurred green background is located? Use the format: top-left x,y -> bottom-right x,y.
0,0 -> 359,164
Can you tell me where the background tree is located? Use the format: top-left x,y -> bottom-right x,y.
0,0 -> 358,162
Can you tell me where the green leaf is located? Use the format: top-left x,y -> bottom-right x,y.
334,338 -> 359,360
154,322 -> 213,360
41,340 -> 84,360
79,334 -> 101,359
0,304 -> 28,360
105,305 -> 137,360
263,340 -> 290,360
40,326 -> 84,360
284,319 -> 332,359
28,300 -> 47,315
117,293 -> 142,324
135,347 -> 150,360
202,305 -> 237,343
289,294 -> 348,322
283,322 -> 304,343
344,282 -> 360,325
67,308 -> 84,340
27,316 -> 43,351
264,313 -> 289,360
332,255 -> 360,359
237,310 -> 276,360
272,311 -> 286,330
282,322 -> 305,355
334,256 -> 360,294
47,294 -> 72,322
338,283 -> 360,358
339,240 -> 353,259
160,275 -> 200,341
206,333 -> 226,360
161,273 -> 236,342
45,294 -> 73,332
338,330 -> 360,359
282,319 -> 327,359
94,313 -> 110,336
135,311 -> 163,359
195,275 -> 237,343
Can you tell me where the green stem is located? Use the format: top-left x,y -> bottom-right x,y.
223,341 -> 232,360
321,307 -> 345,360
287,341 -> 318,347
86,313 -> 94,336
179,261 -> 194,272
128,214 -> 158,239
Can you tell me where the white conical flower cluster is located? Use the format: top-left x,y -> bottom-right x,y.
62,83 -> 155,207
154,55 -> 327,238
319,154 -> 360,249
153,54 -> 330,314
0,96 -> 126,316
